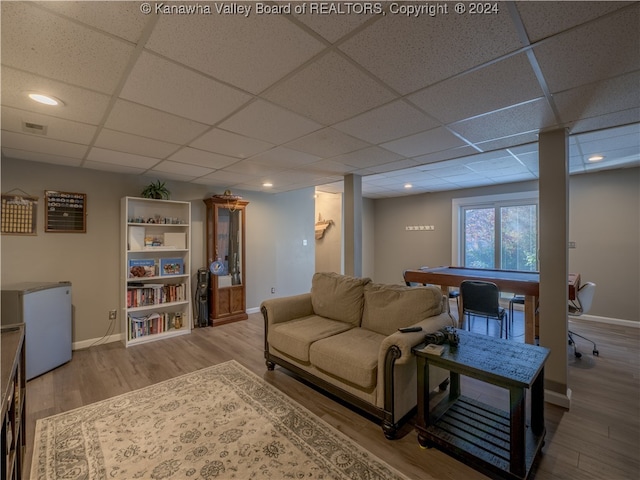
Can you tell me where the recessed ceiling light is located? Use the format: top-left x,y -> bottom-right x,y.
262,182 -> 273,188
27,93 -> 63,106
404,183 -> 412,189
587,155 -> 604,162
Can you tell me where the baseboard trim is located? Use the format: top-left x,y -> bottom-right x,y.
545,387 -> 572,409
247,307 -> 260,314
73,333 -> 122,350
571,314 -> 638,328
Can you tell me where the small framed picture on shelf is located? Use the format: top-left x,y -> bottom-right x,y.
160,258 -> 183,276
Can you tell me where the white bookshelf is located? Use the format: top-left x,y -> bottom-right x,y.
121,197 -> 191,347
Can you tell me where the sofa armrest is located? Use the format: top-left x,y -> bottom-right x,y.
378,312 -> 455,366
260,293 -> 314,327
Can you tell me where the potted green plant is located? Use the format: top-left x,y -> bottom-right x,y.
141,180 -> 170,200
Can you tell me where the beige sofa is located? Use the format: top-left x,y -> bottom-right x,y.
260,272 -> 454,438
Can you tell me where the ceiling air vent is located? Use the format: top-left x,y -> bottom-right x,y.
22,121 -> 48,135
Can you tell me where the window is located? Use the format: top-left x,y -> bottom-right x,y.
453,192 -> 538,271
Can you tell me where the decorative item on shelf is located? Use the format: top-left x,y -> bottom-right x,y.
315,213 -> 333,240
210,257 -> 226,276
141,180 -> 170,200
212,189 -> 242,211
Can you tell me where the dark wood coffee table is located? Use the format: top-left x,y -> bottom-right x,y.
413,330 -> 550,480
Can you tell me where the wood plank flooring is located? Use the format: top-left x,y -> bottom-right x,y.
25,311 -> 639,479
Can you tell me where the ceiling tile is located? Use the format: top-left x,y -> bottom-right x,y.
567,108 -> 640,135
466,156 -> 529,176
145,170 -> 203,182
450,99 -> 556,144
86,147 -> 159,169
381,127 -> 466,157
0,67 -> 111,125
248,146 -> 320,168
190,128 -> 274,158
534,4 -> 640,93
334,100 -> 438,143
94,129 -> 179,158
1,130 -> 88,159
223,160 -> 284,177
476,132 -> 540,153
339,9 -> 522,94
364,158 -> 420,174
196,170 -> 257,186
104,100 -> 209,145
554,72 -> 640,126
169,148 -> 239,170
408,53 -> 543,124
219,100 -> 321,144
150,160 -> 214,178
1,147 -> 82,168
82,161 -> 146,175
412,146 -> 478,166
419,162 -> 476,179
292,7 -> 375,43
516,1 -> 631,43
1,106 -> 96,144
263,51 -> 396,124
513,151 -> 539,175
327,146 -> 404,169
35,0 -> 150,43
145,11 -> 325,94
1,2 -> 134,93
305,159 -> 358,175
284,128 -> 369,157
120,52 -> 252,125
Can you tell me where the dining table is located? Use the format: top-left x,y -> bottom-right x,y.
403,266 -> 580,344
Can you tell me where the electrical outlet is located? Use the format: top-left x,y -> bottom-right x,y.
271,287 -> 276,294
109,310 -> 117,320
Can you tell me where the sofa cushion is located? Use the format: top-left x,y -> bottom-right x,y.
268,315 -> 353,363
311,272 -> 371,326
361,283 -> 443,336
309,328 -> 385,390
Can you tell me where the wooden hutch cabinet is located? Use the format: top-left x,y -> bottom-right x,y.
204,195 -> 249,326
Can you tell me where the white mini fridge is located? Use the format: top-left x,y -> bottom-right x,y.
1,281 -> 72,380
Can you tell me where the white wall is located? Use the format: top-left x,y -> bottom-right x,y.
3,156 -> 636,347
314,191 -> 342,274
0,157 -> 316,343
372,168 -> 640,322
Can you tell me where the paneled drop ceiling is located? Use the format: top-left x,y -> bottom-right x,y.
1,1 -> 639,198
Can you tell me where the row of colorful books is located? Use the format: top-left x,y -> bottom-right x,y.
128,311 -> 184,340
128,258 -> 184,278
127,283 -> 186,308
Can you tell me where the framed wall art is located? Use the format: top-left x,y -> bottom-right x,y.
45,190 -> 87,233
1,191 -> 38,235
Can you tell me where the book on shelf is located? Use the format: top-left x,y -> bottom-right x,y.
127,283 -> 186,308
160,257 -> 184,276
128,259 -> 156,278
128,311 -> 185,340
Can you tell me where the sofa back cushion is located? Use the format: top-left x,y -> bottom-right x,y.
311,272 -> 371,326
361,283 -> 443,336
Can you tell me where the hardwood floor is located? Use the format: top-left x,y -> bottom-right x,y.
25,310 -> 639,479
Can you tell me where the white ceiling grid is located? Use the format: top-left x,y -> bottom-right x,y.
1,1 -> 638,198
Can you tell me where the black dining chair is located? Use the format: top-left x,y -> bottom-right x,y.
460,280 -> 508,339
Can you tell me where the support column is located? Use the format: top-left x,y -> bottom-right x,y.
538,128 -> 571,408
343,174 -> 362,277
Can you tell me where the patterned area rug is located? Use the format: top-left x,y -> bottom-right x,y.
31,360 -> 409,480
